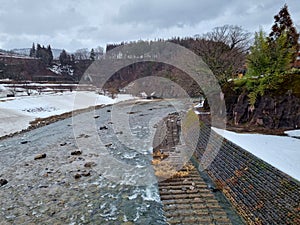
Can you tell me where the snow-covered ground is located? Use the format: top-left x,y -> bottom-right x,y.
284,129 -> 300,138
212,127 -> 300,181
0,91 -> 134,137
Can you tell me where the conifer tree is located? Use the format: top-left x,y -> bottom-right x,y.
47,45 -> 53,64
269,4 -> 299,61
90,48 -> 95,61
59,49 -> 70,66
29,43 -> 36,57
36,44 -> 42,58
247,30 -> 271,77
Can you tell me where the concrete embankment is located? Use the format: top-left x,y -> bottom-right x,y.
154,111 -> 300,224
153,113 -> 245,224
186,119 -> 300,224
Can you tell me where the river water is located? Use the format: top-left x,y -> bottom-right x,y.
0,99 -> 191,224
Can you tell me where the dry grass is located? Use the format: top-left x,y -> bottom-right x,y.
154,161 -> 177,179
152,150 -> 169,160
153,160 -> 195,179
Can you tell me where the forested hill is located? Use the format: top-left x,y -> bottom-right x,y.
105,25 -> 249,88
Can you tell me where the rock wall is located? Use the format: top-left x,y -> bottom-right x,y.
227,92 -> 300,130
190,124 -> 300,224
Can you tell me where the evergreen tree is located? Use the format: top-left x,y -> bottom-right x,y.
35,44 -> 53,65
59,49 -> 70,66
247,30 -> 293,77
29,43 -> 36,57
246,29 -> 294,106
71,54 -> 75,62
90,48 -> 95,61
269,32 -> 293,74
47,45 -> 53,64
36,44 -> 42,58
247,30 -> 271,77
269,4 -> 299,61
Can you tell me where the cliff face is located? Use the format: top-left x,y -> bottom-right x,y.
223,74 -> 300,131
226,92 -> 300,130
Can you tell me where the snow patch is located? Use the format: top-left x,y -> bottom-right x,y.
0,91 -> 134,137
212,127 -> 300,181
284,129 -> 300,138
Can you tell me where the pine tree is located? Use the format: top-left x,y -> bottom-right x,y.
29,43 -> 36,57
269,4 -> 299,61
47,45 -> 53,64
36,44 -> 42,58
59,49 -> 69,66
90,48 -> 95,61
35,44 -> 53,65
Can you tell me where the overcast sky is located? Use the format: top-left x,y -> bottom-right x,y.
0,0 -> 299,52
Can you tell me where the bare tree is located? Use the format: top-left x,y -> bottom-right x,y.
94,46 -> 104,59
199,25 -> 251,84
203,25 -> 251,52
74,48 -> 90,60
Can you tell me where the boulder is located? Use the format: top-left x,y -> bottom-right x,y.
34,153 -> 46,160
0,179 -> 8,187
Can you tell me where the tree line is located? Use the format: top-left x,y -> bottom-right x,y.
29,43 -> 53,65
59,47 -> 103,65
105,25 -> 251,86
29,43 -> 103,66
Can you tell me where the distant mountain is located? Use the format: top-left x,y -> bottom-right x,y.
10,48 -> 30,56
51,49 -> 65,59
11,48 -> 64,59
0,49 -> 13,54
0,49 -> 31,58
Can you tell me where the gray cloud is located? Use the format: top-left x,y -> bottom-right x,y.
0,0 -> 86,35
0,0 -> 299,52
114,0 -> 233,29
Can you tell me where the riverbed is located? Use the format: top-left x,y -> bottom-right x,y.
0,99 -> 190,224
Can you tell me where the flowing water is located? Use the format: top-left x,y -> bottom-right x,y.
0,99 -> 191,224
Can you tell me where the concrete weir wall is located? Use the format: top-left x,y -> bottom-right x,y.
189,123 -> 300,224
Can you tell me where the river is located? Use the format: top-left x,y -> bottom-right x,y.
0,99 -> 190,224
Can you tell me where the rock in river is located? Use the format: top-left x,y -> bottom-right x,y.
71,150 -> 82,156
0,179 -> 8,187
34,153 -> 47,160
84,162 -> 97,168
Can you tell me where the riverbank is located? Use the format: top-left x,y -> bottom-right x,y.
0,91 -> 134,138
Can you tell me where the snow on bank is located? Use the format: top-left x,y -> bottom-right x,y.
212,127 -> 300,181
284,129 -> 300,138
0,92 -> 134,137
